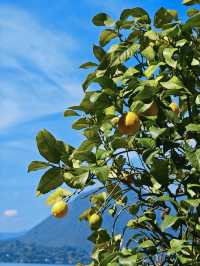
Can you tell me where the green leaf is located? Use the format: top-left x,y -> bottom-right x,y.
144,63 -> 164,79
161,215 -> 179,231
170,239 -> 186,250
118,255 -> 138,266
99,29 -> 117,47
183,0 -> 200,6
136,138 -> 156,149
64,168 -> 89,189
111,43 -> 140,66
120,7 -> 150,24
185,199 -> 200,207
78,139 -> 95,152
37,168 -> 64,194
195,95 -> 200,105
72,150 -> 96,163
36,129 -> 61,163
72,118 -> 90,130
144,30 -> 159,41
64,109 -> 80,117
184,12 -> 200,29
82,72 -> 97,91
163,48 -> 178,68
122,67 -> 139,79
80,62 -> 98,69
140,240 -> 154,248
187,8 -> 199,17
149,126 -> 167,139
93,166 -> 110,183
142,46 -> 155,61
134,86 -> 154,101
185,146 -> 200,170
28,161 -> 50,172
150,158 -> 169,185
154,7 -> 178,28
92,13 -> 114,26
93,45 -> 106,61
161,76 -> 185,90
186,123 -> 200,132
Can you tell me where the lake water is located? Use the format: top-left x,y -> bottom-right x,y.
0,264 -> 73,266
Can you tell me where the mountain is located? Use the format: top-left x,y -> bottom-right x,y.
0,232 -> 25,241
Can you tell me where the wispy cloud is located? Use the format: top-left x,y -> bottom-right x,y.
0,5 -> 83,131
3,209 -> 18,217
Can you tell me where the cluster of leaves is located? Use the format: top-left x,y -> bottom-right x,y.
29,1 -> 200,265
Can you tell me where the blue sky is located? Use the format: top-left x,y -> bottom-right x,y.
0,0 -> 188,232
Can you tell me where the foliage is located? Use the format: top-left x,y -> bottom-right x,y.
29,1 -> 200,265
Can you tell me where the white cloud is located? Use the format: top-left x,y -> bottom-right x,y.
3,209 -> 18,217
0,5 -> 83,131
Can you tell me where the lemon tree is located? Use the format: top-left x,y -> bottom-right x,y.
29,1 -> 200,265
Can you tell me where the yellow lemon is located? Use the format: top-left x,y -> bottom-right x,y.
51,200 -> 68,218
88,213 -> 102,230
118,112 -> 140,135
169,102 -> 180,115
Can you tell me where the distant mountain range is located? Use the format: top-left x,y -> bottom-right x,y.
0,232 -> 25,241
0,191 -> 132,264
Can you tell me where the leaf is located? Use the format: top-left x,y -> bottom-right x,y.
187,8 -> 199,17
163,48 -> 178,68
144,63 -> 164,79
72,118 -> 90,130
170,239 -> 186,250
150,158 -> 169,185
161,76 -> 185,90
185,146 -> 200,170
142,46 -> 155,61
118,255 -> 138,266
149,126 -> 167,139
122,67 -> 139,79
64,109 -> 80,117
28,161 -> 50,172
184,12 -> 200,29
99,29 -> 117,47
140,240 -> 154,248
120,7 -> 150,24
93,166 -> 110,183
186,123 -> 200,132
93,45 -> 106,61
36,129 -> 61,163
161,215 -> 179,231
185,199 -> 200,207
82,72 -> 97,91
154,7 -> 178,28
144,30 -> 159,41
92,13 -> 114,26
80,62 -> 98,69
183,0 -> 200,6
64,168 -> 89,189
134,86 -> 154,101
72,150 -> 96,163
90,192 -> 107,207
111,43 -> 140,66
195,95 -> 200,105
37,168 -> 64,194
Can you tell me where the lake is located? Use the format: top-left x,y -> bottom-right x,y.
0,264 -> 73,266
